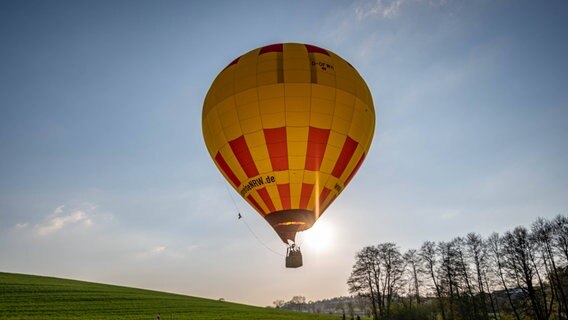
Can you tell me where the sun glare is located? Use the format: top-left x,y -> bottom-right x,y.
303,220 -> 333,252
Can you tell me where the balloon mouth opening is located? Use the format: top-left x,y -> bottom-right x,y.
264,209 -> 316,243
275,221 -> 306,227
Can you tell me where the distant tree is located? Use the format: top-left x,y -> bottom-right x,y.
289,296 -> 306,311
403,249 -> 423,307
273,299 -> 285,308
502,227 -> 549,320
465,232 -> 494,320
532,217 -> 568,318
377,243 -> 406,317
420,241 -> 446,320
348,246 -> 380,319
487,232 -> 521,320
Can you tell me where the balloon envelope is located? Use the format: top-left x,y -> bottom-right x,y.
202,43 -> 375,243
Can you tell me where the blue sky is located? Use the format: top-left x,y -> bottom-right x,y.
1,0 -> 567,306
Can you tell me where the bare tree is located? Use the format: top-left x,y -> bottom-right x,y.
377,242 -> 406,317
404,249 -> 423,306
348,246 -> 380,319
502,227 -> 549,320
466,232 -> 496,320
420,241 -> 447,320
487,232 -> 521,320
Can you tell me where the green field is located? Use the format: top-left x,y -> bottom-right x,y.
0,272 -> 338,320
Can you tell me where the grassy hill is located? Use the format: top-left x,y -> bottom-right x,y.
0,272 -> 338,320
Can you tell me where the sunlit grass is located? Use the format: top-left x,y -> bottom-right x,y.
0,272 -> 339,320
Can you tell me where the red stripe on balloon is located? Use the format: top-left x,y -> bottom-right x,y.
299,183 -> 314,209
257,187 -> 276,213
223,57 -> 239,70
247,194 -> 265,215
214,152 -> 241,187
277,184 -> 291,210
305,44 -> 329,56
319,187 -> 332,208
345,153 -> 366,186
259,43 -> 283,55
305,127 -> 330,171
229,136 -> 259,178
331,137 -> 358,178
321,194 -> 337,214
264,127 -> 289,171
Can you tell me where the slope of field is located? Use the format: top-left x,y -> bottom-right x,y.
0,272 -> 337,320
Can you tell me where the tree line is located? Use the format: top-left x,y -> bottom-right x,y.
347,215 -> 568,320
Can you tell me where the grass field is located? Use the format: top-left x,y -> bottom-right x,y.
0,272 -> 340,320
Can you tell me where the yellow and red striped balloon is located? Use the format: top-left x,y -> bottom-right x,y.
202,43 -> 375,244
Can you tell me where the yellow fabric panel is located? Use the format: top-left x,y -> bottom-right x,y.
289,155 -> 305,170
289,170 -> 304,183
284,70 -> 310,83
334,101 -> 355,121
257,71 -> 279,86
322,144 -> 342,165
316,72 -> 335,87
266,184 -> 283,211
320,158 -> 337,176
302,171 -> 316,184
331,116 -> 352,134
240,116 -> 262,134
249,145 -> 270,162
336,89 -> 356,107
212,131 -> 227,156
312,84 -> 335,100
289,183 -> 302,207
202,122 -> 216,157
245,131 -> 266,148
285,96 -> 310,112
287,127 -> 308,142
256,158 -> 272,174
259,98 -> 285,115
261,112 -> 285,128
311,97 -> 335,115
212,67 -> 235,103
285,83 -> 311,96
217,98 -> 239,128
257,57 -> 279,73
258,84 -> 284,101
286,111 -> 310,127
288,141 -> 308,157
348,109 -> 366,143
223,123 -> 243,141
327,131 -> 347,148
235,74 -> 257,93
310,112 -> 333,129
324,176 -> 339,191
236,101 -> 260,127
283,58 -> 310,70
355,77 -> 373,107
235,88 -> 258,107
283,43 -> 308,58
274,171 -> 290,184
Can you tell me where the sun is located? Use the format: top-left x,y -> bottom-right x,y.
302,220 -> 333,252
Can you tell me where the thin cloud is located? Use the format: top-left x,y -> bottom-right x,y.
354,0 -> 450,20
355,0 -> 407,20
35,206 -> 93,236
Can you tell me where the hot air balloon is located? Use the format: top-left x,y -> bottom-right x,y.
202,43 -> 375,268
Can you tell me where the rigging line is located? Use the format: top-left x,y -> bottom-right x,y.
241,217 -> 284,257
222,181 -> 283,257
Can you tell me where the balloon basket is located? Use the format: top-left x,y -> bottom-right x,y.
285,245 -> 303,268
